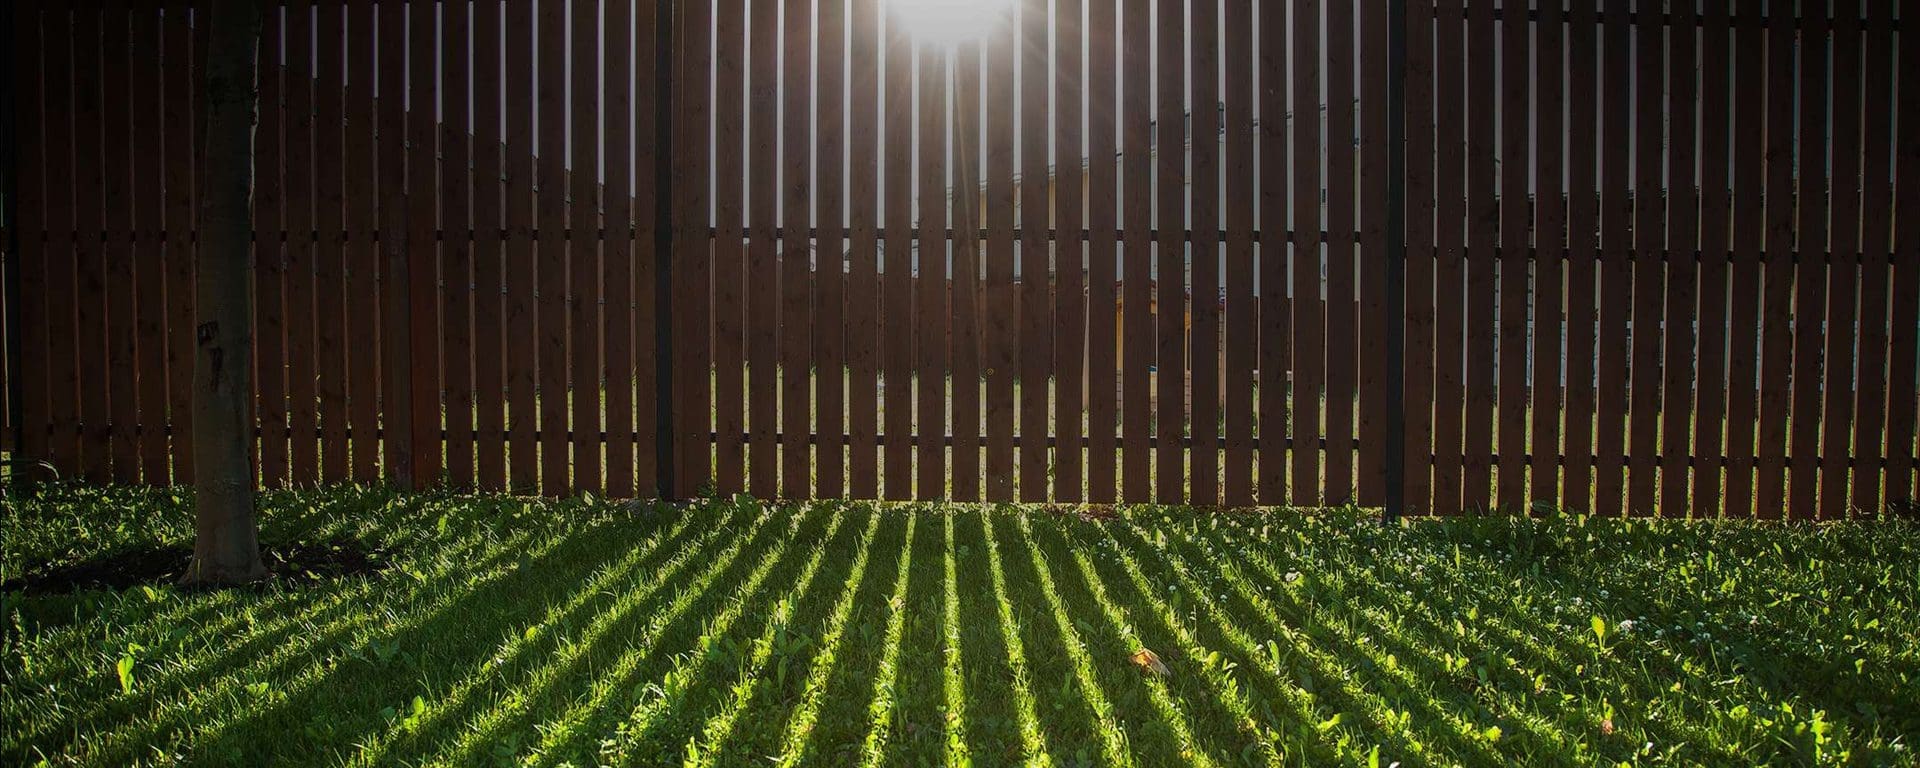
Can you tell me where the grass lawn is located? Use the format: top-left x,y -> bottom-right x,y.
4,486 -> 1918,766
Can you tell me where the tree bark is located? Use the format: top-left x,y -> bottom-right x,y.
183,0 -> 266,586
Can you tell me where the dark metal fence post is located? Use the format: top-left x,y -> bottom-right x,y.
1383,0 -> 1408,522
653,0 -> 677,500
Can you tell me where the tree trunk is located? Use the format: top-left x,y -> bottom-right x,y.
183,0 -> 266,586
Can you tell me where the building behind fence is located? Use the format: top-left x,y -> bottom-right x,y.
2,0 -> 1915,519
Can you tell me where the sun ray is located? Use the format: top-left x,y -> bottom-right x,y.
1012,513 -> 1133,767
856,514 -> 917,768
939,509 -> 970,766
427,502 -> 790,766
978,510 -> 1053,765
603,507 -> 855,762
761,507 -> 887,767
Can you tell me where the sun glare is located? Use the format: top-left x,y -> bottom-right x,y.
885,0 -> 1015,47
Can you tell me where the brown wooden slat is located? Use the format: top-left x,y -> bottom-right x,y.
1851,0 -> 1894,514
1255,0 -> 1286,506
1321,0 -> 1355,505
405,0 -> 439,489
1084,0 -> 1117,504
1496,0 -> 1527,512
131,5 -> 169,484
1462,0 -> 1495,511
1787,4 -> 1828,520
1355,0 -> 1390,504
750,2 -> 781,498
44,6 -> 78,478
917,44 -> 948,500
257,5 -> 288,487
950,40 -> 982,502
1563,0 -> 1597,515
316,0 -> 350,483
1884,9 -> 1919,511
1754,0 -> 1795,519
672,0 -> 713,496
1595,0 -> 1631,516
1628,0 -> 1674,514
14,5 -> 50,469
815,0 -> 847,498
1288,0 -> 1321,507
1121,0 -> 1151,503
1659,0 -> 1697,518
712,0 -> 747,495
846,0 -> 880,498
603,0 -> 634,498
76,4 -> 113,484
782,0 -> 813,499
377,0 -> 407,483
630,0 -> 660,496
1724,0 -> 1766,518
504,0 -> 538,491
1155,0 -> 1186,504
348,0 -> 380,483
1402,0 -> 1435,514
570,0 -> 601,494
1188,0 -> 1220,506
164,1 -> 196,483
1430,0 -> 1465,515
101,2 -> 138,484
1052,0 -> 1085,503
1221,0 -> 1254,507
1531,0 -> 1566,513
535,0 -> 567,494
286,0 -> 319,486
442,0 -> 474,489
473,0 -> 506,490
1020,0 -> 1052,502
1819,0 -> 1861,519
984,9 -> 1017,502
1693,0 -> 1730,516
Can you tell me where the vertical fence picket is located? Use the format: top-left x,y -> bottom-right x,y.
1851,0 -> 1893,514
672,0 -> 713,496
97,0 -> 135,484
1496,0 -> 1528,512
1819,0 -> 1861,520
950,40 -> 981,502
1189,0 -> 1220,507
1120,0 -> 1150,504
1693,0 -> 1729,517
505,0 -> 538,491
603,0 -> 633,498
535,0 -> 568,494
1754,0 -> 1796,519
316,0 -> 349,484
878,8 -> 909,500
348,0 -> 380,483
1085,0 -> 1117,504
984,8 -> 1016,503
1562,0 -> 1597,515
1532,0 -> 1566,514
14,4 -> 50,472
1660,0 -> 1697,518
1221,0 -> 1253,507
164,1 -> 196,483
1595,0 -> 1631,517
44,6 -> 78,479
1256,0 -> 1286,506
1723,1 -> 1765,518
1019,0 -> 1052,502
132,5 -> 169,484
847,0 -> 880,498
916,43 -> 947,500
473,0 -> 506,490
1155,0 -> 1187,505
1462,0 -> 1496,511
1053,0 -> 1085,504
1431,0 -> 1465,515
1887,14 -> 1920,511
749,1 -> 781,498
1402,0 -> 1435,515
1288,0 -> 1322,507
286,0 -> 319,486
443,0 -> 474,489
713,0 -> 747,495
783,0 -> 813,499
257,5 -> 288,487
570,0 -> 601,494
816,0 -> 846,498
1322,0 -> 1355,505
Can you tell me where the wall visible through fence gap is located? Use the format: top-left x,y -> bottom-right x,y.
3,0 -> 1915,520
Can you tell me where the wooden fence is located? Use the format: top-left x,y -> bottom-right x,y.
3,0 -> 1915,519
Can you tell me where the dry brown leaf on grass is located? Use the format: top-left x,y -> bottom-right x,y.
1131,648 -> 1170,678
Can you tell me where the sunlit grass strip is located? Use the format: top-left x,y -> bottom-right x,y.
15,516 -> 509,748
1039,523 -> 1217,768
696,509 -> 884,768
1075,523 -> 1282,766
344,511 -> 707,765
453,503 -> 796,767
978,512 -> 1051,766
75,525 -> 556,765
1169,522 -> 1485,763
606,508 -> 852,759
940,512 -> 969,766
1012,513 -> 1132,768
856,514 -> 917,768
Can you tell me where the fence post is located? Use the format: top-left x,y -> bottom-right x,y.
1,0 -> 19,462
1383,0 -> 1408,522
653,0 -> 677,500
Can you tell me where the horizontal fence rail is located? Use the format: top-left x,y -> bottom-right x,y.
2,0 -> 1915,520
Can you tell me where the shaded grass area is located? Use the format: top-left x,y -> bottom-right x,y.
4,485 -> 1918,766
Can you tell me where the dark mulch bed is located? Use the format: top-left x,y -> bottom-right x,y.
2,538 -> 389,594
